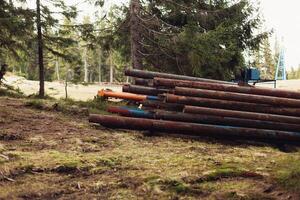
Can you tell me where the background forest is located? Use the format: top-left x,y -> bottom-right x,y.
1,0 -> 299,97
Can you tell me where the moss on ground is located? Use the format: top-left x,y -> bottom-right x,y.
0,96 -> 299,199
274,154 -> 300,192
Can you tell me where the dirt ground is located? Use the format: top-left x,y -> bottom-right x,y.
1,96 -> 300,199
3,74 -> 122,101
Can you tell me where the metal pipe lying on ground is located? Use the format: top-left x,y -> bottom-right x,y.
107,106 -> 154,118
98,89 -> 159,101
164,94 -> 300,117
134,78 -> 153,86
89,114 -> 300,142
154,77 -> 300,99
141,100 -> 184,112
184,106 -> 300,125
123,84 -> 169,96
125,69 -> 234,85
174,87 -> 300,108
154,110 -> 300,132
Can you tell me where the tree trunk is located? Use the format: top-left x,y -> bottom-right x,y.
110,52 -> 114,83
130,0 -> 143,70
98,48 -> 102,83
36,0 -> 45,97
55,57 -> 60,81
84,47 -> 88,82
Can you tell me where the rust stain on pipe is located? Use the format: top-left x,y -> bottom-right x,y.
123,84 -> 169,96
89,114 -> 300,142
141,100 -> 184,112
164,94 -> 300,117
175,87 -> 300,108
154,77 -> 300,99
125,69 -> 233,85
184,106 -> 300,125
154,110 -> 300,132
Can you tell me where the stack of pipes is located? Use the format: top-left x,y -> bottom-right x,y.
89,69 -> 300,143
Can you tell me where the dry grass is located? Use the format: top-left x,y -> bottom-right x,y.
0,96 -> 299,199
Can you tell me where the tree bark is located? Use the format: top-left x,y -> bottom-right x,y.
98,48 -> 102,83
55,56 -> 60,81
130,0 -> 143,69
36,0 -> 45,97
84,47 -> 89,82
109,51 -> 114,83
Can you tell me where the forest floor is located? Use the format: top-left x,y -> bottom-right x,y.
1,94 -> 300,199
3,74 -> 122,101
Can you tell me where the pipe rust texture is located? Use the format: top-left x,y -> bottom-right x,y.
154,111 -> 300,132
123,84 -> 169,96
89,114 -> 300,142
134,78 -> 153,86
141,100 -> 184,112
164,94 -> 300,117
125,69 -> 233,85
154,77 -> 300,99
184,106 -> 300,125
175,87 -> 300,108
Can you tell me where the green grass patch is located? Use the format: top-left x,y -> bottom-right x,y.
144,177 -> 203,195
274,155 -> 300,192
25,99 -> 45,109
24,96 -> 125,116
0,87 -> 24,98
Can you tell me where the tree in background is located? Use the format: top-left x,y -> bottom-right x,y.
254,36 -> 275,79
104,0 -> 267,80
130,0 -> 143,69
35,0 -> 77,97
0,0 -> 35,67
288,65 -> 300,80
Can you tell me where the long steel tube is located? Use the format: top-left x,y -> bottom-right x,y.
184,106 -> 300,125
175,87 -> 300,108
141,100 -> 184,112
123,84 -> 169,96
154,111 -> 300,132
154,77 -> 300,99
164,94 -> 300,117
89,115 -> 300,142
135,78 -> 153,86
125,69 -> 234,85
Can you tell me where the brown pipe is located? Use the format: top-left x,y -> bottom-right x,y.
154,111 -> 300,132
175,87 -> 300,108
164,94 -> 300,117
123,84 -> 169,96
154,77 -> 300,99
184,106 -> 300,125
135,78 -> 153,86
125,69 -> 234,85
89,114 -> 300,142
141,100 -> 184,112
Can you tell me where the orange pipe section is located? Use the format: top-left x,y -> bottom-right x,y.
98,89 -> 147,101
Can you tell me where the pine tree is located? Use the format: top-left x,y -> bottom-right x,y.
102,0 -> 267,80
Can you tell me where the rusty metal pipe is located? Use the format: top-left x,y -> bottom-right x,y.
184,106 -> 300,125
175,87 -> 300,108
134,78 -> 153,86
141,100 -> 184,112
89,114 -> 300,142
125,69 -> 234,85
154,77 -> 300,99
123,84 -> 169,96
164,94 -> 300,117
154,111 -> 300,132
